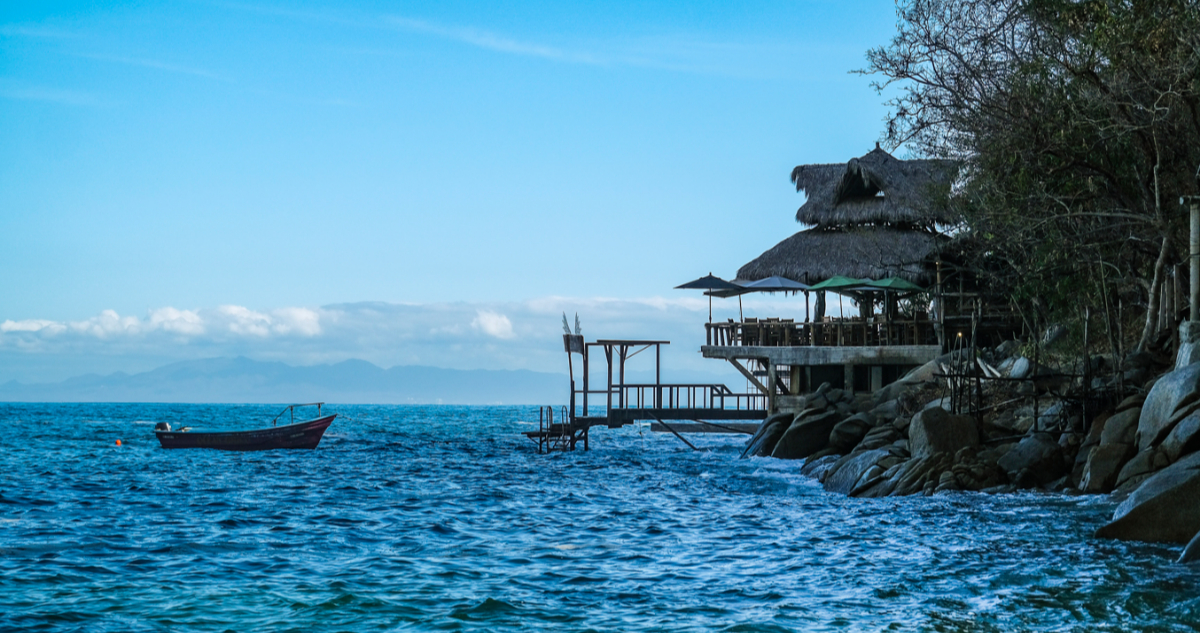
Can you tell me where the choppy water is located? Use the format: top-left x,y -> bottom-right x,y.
1,403 -> 1198,632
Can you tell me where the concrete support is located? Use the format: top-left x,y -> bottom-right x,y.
843,364 -> 854,395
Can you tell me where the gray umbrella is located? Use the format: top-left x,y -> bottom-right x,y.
676,273 -> 742,322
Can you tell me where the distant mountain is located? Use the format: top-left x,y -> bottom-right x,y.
0,357 -> 569,404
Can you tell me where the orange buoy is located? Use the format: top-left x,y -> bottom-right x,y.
116,439 -> 122,446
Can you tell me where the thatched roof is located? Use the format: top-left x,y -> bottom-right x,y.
791,146 -> 957,227
736,226 -> 946,284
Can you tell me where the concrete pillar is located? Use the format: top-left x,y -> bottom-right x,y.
843,364 -> 855,395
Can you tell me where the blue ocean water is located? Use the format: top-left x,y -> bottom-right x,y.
1,403 -> 1198,632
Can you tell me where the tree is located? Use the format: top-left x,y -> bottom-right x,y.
863,0 -> 1200,353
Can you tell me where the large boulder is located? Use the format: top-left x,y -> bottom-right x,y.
771,410 -> 841,460
1137,362 -> 1200,450
1115,448 -> 1170,488
829,413 -> 872,451
823,448 -> 892,495
740,412 -> 792,458
997,433 -> 1066,487
1096,451 -> 1200,543
1079,442 -> 1136,493
909,407 -> 979,459
1100,408 -> 1140,446
800,453 -> 842,480
1162,411 -> 1200,463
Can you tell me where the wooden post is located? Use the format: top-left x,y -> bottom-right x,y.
767,362 -> 777,413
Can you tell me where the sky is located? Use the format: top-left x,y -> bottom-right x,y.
1,0 -> 902,384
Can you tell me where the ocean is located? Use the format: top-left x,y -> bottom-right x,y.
1,403 -> 1197,632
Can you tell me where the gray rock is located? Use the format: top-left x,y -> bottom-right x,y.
1100,408 -> 1140,446
858,426 -> 902,451
1137,363 -> 1200,451
1179,529 -> 1200,563
1079,443 -> 1136,493
1009,356 -> 1032,379
826,388 -> 844,404
997,433 -> 1066,486
909,407 -> 979,459
799,453 -> 842,480
1115,393 -> 1146,413
1096,452 -> 1200,543
868,400 -> 897,419
1162,411 -> 1200,463
771,410 -> 841,460
824,448 -> 892,495
829,414 -> 872,451
740,412 -> 792,458
1115,449 -> 1170,488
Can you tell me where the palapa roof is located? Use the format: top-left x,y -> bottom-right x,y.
736,226 -> 946,284
791,146 -> 957,228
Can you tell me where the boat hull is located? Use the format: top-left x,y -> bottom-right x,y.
155,415 -> 336,451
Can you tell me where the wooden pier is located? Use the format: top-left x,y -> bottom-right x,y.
526,337 -> 768,452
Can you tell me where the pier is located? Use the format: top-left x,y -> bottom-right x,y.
525,336 -> 767,452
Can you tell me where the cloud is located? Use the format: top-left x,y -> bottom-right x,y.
0,84 -> 104,107
76,53 -> 229,81
0,295 -> 832,383
384,16 -> 603,65
471,310 -> 515,339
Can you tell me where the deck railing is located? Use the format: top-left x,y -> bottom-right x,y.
619,383 -> 766,411
705,317 -> 939,348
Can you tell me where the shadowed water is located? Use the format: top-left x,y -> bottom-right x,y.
1,403 -> 1198,631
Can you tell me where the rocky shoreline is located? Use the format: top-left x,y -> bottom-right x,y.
742,327 -> 1200,562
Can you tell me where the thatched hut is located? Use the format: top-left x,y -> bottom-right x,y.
737,145 -> 957,284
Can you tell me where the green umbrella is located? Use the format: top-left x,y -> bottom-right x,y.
808,275 -> 870,291
864,277 -> 925,292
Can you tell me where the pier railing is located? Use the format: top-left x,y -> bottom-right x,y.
618,383 -> 766,411
705,317 -> 939,348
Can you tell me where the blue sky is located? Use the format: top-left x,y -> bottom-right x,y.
1,1 -> 900,383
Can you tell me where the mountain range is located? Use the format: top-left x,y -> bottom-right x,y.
0,357 -> 569,404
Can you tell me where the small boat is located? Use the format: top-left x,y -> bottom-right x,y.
154,403 -> 336,451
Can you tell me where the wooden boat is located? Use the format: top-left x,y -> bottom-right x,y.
154,403 -> 336,451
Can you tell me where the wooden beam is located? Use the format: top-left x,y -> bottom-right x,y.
727,358 -> 769,395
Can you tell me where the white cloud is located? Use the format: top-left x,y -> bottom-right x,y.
0,295 -> 833,383
0,319 -> 65,334
471,310 -> 515,339
149,307 -> 205,336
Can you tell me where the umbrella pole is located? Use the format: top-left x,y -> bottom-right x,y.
708,295 -> 712,323
738,295 -> 743,322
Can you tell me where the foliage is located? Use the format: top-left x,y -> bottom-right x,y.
863,0 -> 1200,352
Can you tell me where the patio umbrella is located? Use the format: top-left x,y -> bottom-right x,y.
808,275 -> 870,292
864,277 -> 925,292
676,273 -> 742,322
742,276 -> 810,292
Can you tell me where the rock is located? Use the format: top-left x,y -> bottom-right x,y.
1115,449 -> 1170,488
1100,408 -> 1140,446
997,433 -> 1066,487
741,412 -> 792,458
799,453 -> 842,480
1162,411 -> 1200,463
829,414 -> 872,451
893,453 -> 951,496
1179,530 -> 1200,563
873,398 -> 902,422
1009,357 -> 1032,379
994,339 -> 1022,359
1079,443 -> 1136,493
909,407 -> 979,459
893,416 -> 911,432
1137,363 -> 1200,450
858,426 -> 901,451
824,448 -> 892,495
1124,350 -> 1158,369
1115,393 -> 1146,413
826,388 -> 844,404
1096,452 -> 1200,543
770,410 -> 841,460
